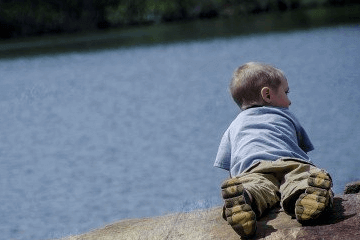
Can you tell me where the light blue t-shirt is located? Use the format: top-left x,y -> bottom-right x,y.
214,106 -> 314,177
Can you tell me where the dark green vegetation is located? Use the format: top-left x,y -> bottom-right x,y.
1,3 -> 360,59
1,0 -> 359,39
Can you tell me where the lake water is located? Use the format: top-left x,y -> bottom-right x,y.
0,20 -> 360,240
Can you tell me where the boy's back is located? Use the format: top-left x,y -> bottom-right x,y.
214,106 -> 314,176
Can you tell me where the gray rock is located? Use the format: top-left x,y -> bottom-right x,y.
63,192 -> 360,240
344,181 -> 360,194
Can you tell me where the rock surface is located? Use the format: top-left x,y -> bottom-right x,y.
344,181 -> 360,194
63,185 -> 360,240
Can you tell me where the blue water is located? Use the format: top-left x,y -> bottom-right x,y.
1,24 -> 359,240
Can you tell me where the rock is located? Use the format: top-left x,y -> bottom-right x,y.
63,192 -> 360,240
344,181 -> 360,194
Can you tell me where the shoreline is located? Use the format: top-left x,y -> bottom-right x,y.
61,182 -> 360,240
62,194 -> 360,240
1,5 -> 359,59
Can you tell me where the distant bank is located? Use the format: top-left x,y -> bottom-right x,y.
0,4 -> 359,59
0,0 -> 360,40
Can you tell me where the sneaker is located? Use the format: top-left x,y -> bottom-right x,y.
221,178 -> 257,238
295,170 -> 333,224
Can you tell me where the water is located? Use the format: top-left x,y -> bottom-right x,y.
0,24 -> 360,239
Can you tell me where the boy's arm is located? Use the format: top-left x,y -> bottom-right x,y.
286,109 -> 314,153
297,126 -> 314,153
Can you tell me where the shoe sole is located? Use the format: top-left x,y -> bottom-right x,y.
295,170 -> 333,223
221,178 -> 257,238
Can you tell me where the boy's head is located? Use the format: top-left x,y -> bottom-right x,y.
229,62 -> 291,110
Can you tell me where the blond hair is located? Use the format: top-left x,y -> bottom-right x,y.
230,62 -> 286,109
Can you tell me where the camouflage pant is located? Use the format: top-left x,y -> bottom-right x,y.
232,157 -> 332,216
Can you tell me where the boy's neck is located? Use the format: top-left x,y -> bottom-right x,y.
243,105 -> 263,110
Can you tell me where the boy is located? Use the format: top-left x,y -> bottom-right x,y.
214,62 -> 333,238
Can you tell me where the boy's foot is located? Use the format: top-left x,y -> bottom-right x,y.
221,178 -> 257,238
295,170 -> 333,224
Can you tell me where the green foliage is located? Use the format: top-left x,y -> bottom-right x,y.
0,1 -> 65,37
106,0 -> 151,25
0,0 -> 358,39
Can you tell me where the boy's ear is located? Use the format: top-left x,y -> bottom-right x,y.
261,87 -> 271,103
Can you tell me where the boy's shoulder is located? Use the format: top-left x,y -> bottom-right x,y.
238,106 -> 295,119
231,106 -> 299,129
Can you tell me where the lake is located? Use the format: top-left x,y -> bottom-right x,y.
0,8 -> 359,240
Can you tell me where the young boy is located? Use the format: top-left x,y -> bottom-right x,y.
214,62 -> 333,238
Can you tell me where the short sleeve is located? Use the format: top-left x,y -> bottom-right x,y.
214,129 -> 231,171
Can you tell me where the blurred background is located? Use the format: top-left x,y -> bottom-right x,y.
2,0 -> 358,38
0,1 -> 360,240
1,0 -> 360,55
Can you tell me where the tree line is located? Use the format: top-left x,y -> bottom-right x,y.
0,0 -> 358,39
